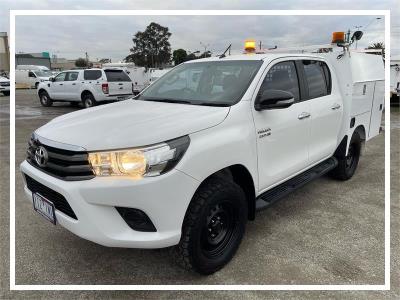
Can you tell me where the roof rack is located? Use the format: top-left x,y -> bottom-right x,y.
261,44 -> 334,54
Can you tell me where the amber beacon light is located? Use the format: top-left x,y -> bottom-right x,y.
331,31 -> 345,44
244,39 -> 256,53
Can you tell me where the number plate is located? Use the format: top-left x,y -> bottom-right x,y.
32,193 -> 56,225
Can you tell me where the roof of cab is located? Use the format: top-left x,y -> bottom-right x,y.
183,53 -> 326,63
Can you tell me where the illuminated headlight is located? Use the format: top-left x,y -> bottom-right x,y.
88,136 -> 190,179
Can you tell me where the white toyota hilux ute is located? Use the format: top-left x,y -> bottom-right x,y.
37,68 -> 134,108
21,44 -> 384,274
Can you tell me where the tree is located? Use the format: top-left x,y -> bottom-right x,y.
172,49 -> 187,65
125,22 -> 172,68
367,42 -> 385,58
75,57 -> 88,68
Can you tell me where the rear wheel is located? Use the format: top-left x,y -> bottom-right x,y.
331,132 -> 361,180
39,91 -> 53,107
172,177 -> 247,275
82,93 -> 97,108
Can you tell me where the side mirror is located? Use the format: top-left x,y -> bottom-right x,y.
351,30 -> 363,41
49,76 -> 55,82
255,89 -> 295,111
28,71 -> 36,78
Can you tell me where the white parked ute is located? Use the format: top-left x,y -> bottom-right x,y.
0,76 -> 10,96
21,34 -> 384,274
37,68 -> 134,108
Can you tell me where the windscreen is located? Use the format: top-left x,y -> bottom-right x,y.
138,60 -> 262,106
105,70 -> 131,82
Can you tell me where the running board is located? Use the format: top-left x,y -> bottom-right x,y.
256,157 -> 338,211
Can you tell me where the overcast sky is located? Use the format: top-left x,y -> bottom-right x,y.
0,0 -> 399,61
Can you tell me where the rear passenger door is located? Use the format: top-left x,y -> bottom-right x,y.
253,60 -> 311,191
301,60 -> 343,164
63,71 -> 80,100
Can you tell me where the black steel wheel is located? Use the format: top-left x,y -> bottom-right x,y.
172,177 -> 247,275
330,131 -> 361,180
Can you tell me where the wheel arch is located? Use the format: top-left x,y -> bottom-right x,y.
81,90 -> 94,101
193,164 -> 257,221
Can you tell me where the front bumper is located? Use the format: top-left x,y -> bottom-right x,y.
20,160 -> 199,248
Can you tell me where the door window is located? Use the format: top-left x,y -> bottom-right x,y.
54,72 -> 66,82
302,60 -> 331,99
66,72 -> 79,81
84,70 -> 102,80
260,61 -> 300,101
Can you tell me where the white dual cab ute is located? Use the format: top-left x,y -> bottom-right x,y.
21,34 -> 384,274
37,68 -> 134,108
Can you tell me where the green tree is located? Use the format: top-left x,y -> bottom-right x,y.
125,22 -> 172,68
172,49 -> 187,65
367,42 -> 385,58
75,58 -> 88,68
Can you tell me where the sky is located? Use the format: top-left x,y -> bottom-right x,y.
0,0 -> 399,61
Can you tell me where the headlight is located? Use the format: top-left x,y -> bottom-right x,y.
88,135 -> 190,179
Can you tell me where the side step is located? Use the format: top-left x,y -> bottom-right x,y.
255,157 -> 338,211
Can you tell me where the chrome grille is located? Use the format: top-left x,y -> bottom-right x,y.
26,136 -> 94,181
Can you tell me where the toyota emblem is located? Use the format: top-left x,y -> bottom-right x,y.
34,146 -> 48,167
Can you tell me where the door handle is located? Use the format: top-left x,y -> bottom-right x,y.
59,83 -> 63,85
298,112 -> 311,120
72,83 -> 76,85
118,83 -> 123,85
331,103 -> 341,110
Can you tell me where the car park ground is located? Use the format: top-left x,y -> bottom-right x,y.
0,89 -> 399,299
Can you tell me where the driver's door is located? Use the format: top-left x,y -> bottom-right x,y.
252,60 -> 311,192
49,72 -> 67,99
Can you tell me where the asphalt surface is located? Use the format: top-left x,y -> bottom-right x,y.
0,89 -> 399,299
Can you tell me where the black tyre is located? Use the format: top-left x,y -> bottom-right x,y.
2,91 -> 10,96
331,132 -> 361,180
82,93 -> 97,108
173,177 -> 247,275
39,91 -> 53,107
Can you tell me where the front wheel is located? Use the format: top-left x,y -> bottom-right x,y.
39,91 -> 53,107
331,132 -> 361,180
172,177 -> 247,275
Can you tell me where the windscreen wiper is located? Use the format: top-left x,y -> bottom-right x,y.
141,98 -> 192,104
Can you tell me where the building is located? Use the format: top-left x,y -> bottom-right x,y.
50,57 -> 76,71
0,32 -> 10,73
15,52 -> 51,69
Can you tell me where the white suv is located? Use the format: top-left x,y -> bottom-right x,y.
21,49 -> 384,274
37,68 -> 133,108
